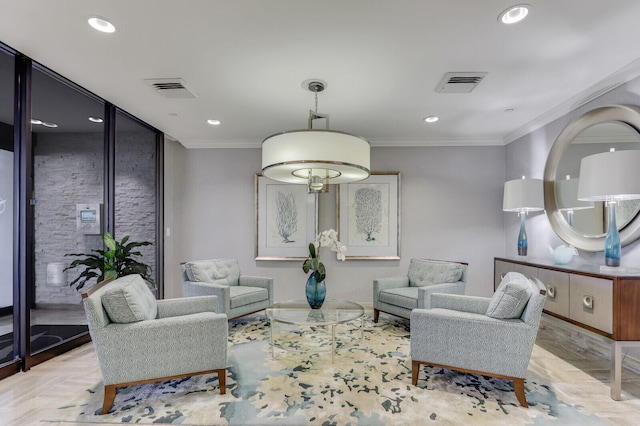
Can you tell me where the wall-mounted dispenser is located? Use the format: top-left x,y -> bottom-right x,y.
76,203 -> 103,235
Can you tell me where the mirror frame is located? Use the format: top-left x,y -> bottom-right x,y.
544,104 -> 640,251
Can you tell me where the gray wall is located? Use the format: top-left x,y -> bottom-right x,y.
505,76 -> 640,265
163,144 -> 506,302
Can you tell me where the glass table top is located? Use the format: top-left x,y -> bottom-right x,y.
266,299 -> 365,326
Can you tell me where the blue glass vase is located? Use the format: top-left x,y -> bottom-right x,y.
517,212 -> 528,256
605,202 -> 621,267
305,273 -> 326,309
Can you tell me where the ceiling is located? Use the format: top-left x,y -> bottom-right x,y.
2,0 -> 640,148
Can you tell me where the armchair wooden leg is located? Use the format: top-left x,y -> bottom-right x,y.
373,309 -> 380,323
218,368 -> 226,394
411,360 -> 420,385
101,384 -> 117,415
513,378 -> 528,408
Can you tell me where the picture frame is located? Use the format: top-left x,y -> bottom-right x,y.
255,174 -> 317,260
337,172 -> 401,259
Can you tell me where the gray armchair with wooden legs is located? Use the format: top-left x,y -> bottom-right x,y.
82,274 -> 228,415
181,258 -> 273,320
373,258 -> 467,322
410,272 -> 547,407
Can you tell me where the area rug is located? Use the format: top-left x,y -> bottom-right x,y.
0,324 -> 88,364
48,315 -> 605,425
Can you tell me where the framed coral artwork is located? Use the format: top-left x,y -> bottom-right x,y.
255,174 -> 317,260
337,172 -> 401,259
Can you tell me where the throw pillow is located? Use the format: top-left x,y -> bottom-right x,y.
184,261 -> 215,283
486,272 -> 533,319
101,274 -> 157,323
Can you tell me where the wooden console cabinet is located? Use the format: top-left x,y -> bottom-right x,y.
495,257 -> 640,400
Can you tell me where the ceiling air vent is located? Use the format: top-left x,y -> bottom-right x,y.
435,72 -> 488,93
144,78 -> 197,98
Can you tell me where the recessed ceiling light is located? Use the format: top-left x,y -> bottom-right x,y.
498,4 -> 530,24
424,116 -> 439,123
88,116 -> 103,123
207,119 -> 221,126
88,17 -> 116,33
30,119 -> 42,125
41,122 -> 58,128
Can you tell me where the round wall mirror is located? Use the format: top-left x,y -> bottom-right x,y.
544,105 -> 640,251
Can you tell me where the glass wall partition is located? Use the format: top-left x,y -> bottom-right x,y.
114,111 -> 159,294
0,40 -> 163,377
0,48 -> 15,375
29,65 -> 105,361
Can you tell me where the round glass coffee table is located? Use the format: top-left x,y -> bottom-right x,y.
266,299 -> 365,363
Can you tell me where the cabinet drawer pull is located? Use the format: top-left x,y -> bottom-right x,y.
582,294 -> 593,309
547,286 -> 556,299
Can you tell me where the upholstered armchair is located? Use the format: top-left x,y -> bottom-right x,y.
82,274 -> 228,415
410,272 -> 547,407
373,258 -> 467,322
181,258 -> 273,320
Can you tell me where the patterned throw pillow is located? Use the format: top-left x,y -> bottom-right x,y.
486,272 -> 533,319
101,274 -> 157,323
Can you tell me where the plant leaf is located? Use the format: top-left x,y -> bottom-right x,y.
103,232 -> 117,251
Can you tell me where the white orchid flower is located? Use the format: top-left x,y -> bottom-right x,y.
313,229 -> 346,262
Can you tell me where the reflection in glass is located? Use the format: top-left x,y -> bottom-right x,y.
554,122 -> 640,237
555,176 -> 594,227
30,66 -> 104,354
115,112 -> 157,290
0,49 -> 14,366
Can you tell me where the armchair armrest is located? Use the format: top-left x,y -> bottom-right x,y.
156,295 -> 220,318
182,280 -> 230,314
373,276 -> 409,306
429,293 -> 490,314
239,275 -> 273,290
417,281 -> 466,309
373,276 -> 409,292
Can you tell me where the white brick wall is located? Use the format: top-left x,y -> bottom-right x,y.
33,131 -> 156,305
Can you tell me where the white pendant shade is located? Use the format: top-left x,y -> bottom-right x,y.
503,178 -> 544,212
261,129 -> 370,184
577,150 -> 640,201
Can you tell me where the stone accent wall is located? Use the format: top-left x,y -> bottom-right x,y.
115,132 -> 157,285
34,131 -> 156,305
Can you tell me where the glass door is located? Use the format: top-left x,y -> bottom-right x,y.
0,48 -> 16,377
27,65 -> 106,364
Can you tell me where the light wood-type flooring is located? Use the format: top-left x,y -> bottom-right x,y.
1,313 -> 640,425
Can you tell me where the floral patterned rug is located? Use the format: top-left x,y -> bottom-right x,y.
49,314 -> 605,425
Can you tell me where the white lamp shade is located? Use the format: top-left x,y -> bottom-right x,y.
577,150 -> 640,201
556,178 -> 594,211
503,178 -> 544,212
262,129 -> 370,184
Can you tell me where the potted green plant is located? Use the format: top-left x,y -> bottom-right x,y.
64,231 -> 155,290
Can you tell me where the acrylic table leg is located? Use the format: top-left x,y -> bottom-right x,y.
270,321 -> 275,359
611,341 -> 622,400
331,324 -> 336,364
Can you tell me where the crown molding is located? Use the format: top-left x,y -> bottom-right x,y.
503,57 -> 640,145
